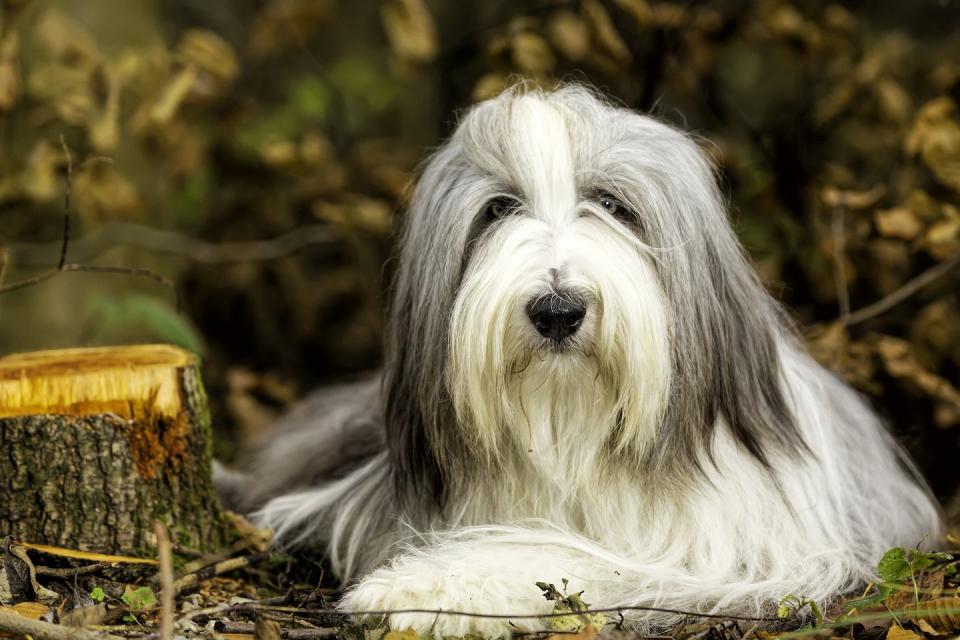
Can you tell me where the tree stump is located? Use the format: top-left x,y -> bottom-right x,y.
0,345 -> 229,555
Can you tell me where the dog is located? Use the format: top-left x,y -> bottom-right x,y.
219,85 -> 943,638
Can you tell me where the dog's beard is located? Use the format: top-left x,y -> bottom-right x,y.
447,213 -> 672,478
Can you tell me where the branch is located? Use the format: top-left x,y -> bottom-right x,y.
181,602 -> 780,623
8,222 -> 337,267
843,252 -> 960,326
170,551 -> 270,595
0,263 -> 180,310
0,138 -> 181,308
830,204 -> 851,320
0,608 -> 123,640
154,523 -> 174,640
58,135 -> 72,270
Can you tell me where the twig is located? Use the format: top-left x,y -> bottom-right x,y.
0,247 -> 8,288
216,621 -> 337,638
58,135 -> 72,270
154,523 -> 174,640
9,222 -> 337,267
830,204 -> 851,320
0,607 -> 124,640
843,252 -> 960,326
163,600 -> 779,638
242,603 -> 780,623
0,263 -> 180,309
170,551 -> 270,595
35,562 -> 114,578
0,138 -> 181,308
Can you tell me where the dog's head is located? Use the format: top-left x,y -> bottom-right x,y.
385,86 -> 802,502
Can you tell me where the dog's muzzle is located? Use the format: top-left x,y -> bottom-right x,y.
526,294 -> 586,342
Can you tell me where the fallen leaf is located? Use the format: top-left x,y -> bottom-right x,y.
887,624 -> 924,640
0,601 -> 50,621
910,597 -> 960,634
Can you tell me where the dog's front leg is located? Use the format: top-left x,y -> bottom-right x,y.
339,529 -> 612,638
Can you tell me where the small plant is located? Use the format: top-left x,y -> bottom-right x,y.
777,594 -> 824,625
537,579 -> 609,632
121,585 -> 157,610
89,587 -> 106,603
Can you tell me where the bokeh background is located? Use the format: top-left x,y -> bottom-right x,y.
0,0 -> 958,518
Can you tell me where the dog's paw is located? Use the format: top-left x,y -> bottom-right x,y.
338,559 -> 554,638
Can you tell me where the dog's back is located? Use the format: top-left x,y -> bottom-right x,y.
217,376 -> 384,514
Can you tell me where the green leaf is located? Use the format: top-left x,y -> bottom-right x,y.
844,582 -> 894,612
876,547 -> 953,583
121,586 -> 157,610
89,587 -> 106,603
878,548 -> 912,582
86,295 -> 206,354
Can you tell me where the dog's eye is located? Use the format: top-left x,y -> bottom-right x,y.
484,196 -> 519,219
599,194 -> 625,217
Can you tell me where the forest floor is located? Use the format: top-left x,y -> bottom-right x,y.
0,519 -> 957,640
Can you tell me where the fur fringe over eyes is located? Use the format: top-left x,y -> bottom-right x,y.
238,84 -> 943,638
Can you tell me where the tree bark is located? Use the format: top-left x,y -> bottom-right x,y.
0,344 -> 229,555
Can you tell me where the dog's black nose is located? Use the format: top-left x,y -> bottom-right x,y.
527,295 -> 586,342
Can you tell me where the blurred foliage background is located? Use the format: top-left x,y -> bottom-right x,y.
0,0 -> 957,516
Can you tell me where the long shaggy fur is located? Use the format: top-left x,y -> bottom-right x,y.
223,85 -> 943,638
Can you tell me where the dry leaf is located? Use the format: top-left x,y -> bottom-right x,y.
472,73 -> 510,102
383,628 -> 421,640
313,196 -> 393,236
923,218 -> 960,259
249,0 -> 333,57
909,597 -> 960,633
876,336 -> 960,411
875,208 -> 923,240
512,32 -> 556,76
614,0 -> 653,28
73,162 -> 144,222
177,29 -> 239,97
255,615 -> 282,640
886,624 -> 924,640
821,185 -> 887,210
549,625 -> 600,640
907,98 -> 960,194
583,0 -> 632,66
20,140 -> 62,202
381,0 -> 438,64
0,32 -> 21,111
547,11 -> 591,62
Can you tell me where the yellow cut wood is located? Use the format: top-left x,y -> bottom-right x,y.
17,541 -> 158,565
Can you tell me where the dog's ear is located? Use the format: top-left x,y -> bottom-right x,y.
701,239 -> 802,465
638,128 -> 806,472
382,144 -> 470,509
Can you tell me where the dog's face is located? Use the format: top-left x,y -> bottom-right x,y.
447,92 -> 672,463
385,87 -> 801,500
